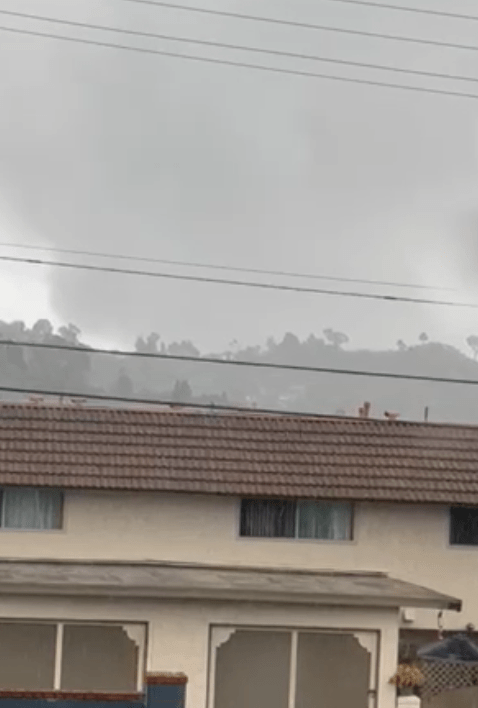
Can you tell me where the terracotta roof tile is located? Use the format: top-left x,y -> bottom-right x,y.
0,403 -> 478,503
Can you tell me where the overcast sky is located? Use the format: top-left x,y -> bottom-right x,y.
1,0 -> 478,352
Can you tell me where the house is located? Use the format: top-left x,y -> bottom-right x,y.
0,402 -> 476,708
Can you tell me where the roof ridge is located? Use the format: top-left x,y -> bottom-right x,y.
0,402 -> 477,504
0,401 -> 476,431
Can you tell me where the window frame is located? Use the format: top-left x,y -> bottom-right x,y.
0,487 -> 64,532
0,619 -> 146,692
207,625 -> 378,708
449,506 -> 478,547
238,498 -> 354,542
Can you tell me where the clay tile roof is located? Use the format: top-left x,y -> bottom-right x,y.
0,403 -> 478,503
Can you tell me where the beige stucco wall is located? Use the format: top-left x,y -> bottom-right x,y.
0,593 -> 399,708
0,490 -> 467,630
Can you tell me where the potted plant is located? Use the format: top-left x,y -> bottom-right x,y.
389,662 -> 425,696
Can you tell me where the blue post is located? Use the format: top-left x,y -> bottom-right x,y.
145,674 -> 187,708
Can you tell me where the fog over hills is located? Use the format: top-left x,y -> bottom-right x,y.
2,319 -> 478,423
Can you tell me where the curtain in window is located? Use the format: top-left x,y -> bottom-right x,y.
240,499 -> 295,537
2,488 -> 62,529
450,507 -> 478,545
298,501 -> 351,540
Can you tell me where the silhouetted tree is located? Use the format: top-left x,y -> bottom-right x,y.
31,319 -> 53,341
171,379 -> 192,402
167,341 -> 199,357
0,321 -> 26,341
323,328 -> 349,348
135,332 -> 160,353
113,370 -> 134,397
58,324 -> 81,344
5,315 -> 478,424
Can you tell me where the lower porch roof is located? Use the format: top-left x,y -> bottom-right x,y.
0,559 -> 461,611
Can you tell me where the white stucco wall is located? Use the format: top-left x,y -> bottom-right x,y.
0,490 -> 467,630
0,593 -> 399,708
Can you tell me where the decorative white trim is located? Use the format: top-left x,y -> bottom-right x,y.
208,626 -> 379,708
211,627 -> 237,653
288,631 -> 298,708
207,629 -> 236,708
353,631 -> 375,655
123,624 -> 144,647
53,623 -> 64,690
353,632 -> 378,691
122,625 -> 146,691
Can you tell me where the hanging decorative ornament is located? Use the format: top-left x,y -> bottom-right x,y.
437,610 -> 444,640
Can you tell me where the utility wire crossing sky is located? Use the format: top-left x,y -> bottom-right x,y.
3,339 -> 478,387
0,255 -> 477,309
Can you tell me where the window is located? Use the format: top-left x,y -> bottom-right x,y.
0,488 -> 63,530
240,499 -> 352,540
450,506 -> 478,545
61,624 -> 140,692
0,622 -> 56,689
0,621 -> 145,692
212,627 -> 376,708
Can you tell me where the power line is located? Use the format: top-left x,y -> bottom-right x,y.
2,25 -> 478,101
0,384 -> 330,418
117,0 -> 478,53
0,242 -> 454,293
3,339 -> 478,387
130,0 -> 478,23
2,253 -> 478,307
322,0 -> 478,22
4,10 -> 478,87
120,0 -> 478,23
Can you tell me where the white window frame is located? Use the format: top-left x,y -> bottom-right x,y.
207,625 -> 378,708
239,499 -> 354,541
0,619 -> 146,692
0,487 -> 64,531
449,506 -> 478,547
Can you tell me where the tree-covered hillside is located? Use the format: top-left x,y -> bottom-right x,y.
1,319 -> 478,423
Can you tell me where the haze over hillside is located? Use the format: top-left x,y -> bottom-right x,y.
2,318 -> 478,423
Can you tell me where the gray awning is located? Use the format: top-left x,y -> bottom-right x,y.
0,559 -> 461,611
419,634 -> 478,663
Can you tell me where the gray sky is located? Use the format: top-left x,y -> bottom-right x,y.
1,0 -> 478,352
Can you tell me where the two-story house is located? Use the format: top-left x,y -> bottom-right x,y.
0,402 -> 474,708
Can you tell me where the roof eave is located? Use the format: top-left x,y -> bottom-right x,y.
0,560 -> 462,612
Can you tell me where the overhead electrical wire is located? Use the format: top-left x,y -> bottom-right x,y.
0,384 -> 333,418
0,242 -> 454,292
2,25 -> 478,101
122,0 -> 478,23
116,0 -> 478,52
318,0 -> 478,21
1,8 -> 473,413
3,339 -> 478,388
1,254 -> 477,308
4,10 -> 478,87
0,382 -> 471,421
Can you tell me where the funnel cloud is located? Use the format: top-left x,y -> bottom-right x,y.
0,0 -> 477,352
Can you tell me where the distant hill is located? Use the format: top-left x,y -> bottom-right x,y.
1,319 -> 478,423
